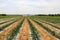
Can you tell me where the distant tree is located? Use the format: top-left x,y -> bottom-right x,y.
0,14 -> 7,16
48,14 -> 60,16
36,14 -> 48,16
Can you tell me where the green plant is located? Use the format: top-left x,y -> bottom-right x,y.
6,19 -> 24,40
28,19 -> 40,40
32,19 -> 60,39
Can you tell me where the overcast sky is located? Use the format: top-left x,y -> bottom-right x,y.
0,0 -> 60,15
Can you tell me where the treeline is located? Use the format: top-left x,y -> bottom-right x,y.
0,14 -> 7,16
36,14 -> 60,16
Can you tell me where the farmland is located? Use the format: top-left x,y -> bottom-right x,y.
0,15 -> 60,40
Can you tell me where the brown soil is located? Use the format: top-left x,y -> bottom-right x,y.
29,19 -> 58,40
0,18 -> 23,40
17,18 -> 30,40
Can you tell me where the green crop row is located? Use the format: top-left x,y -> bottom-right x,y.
28,19 -> 41,40
30,16 -> 60,24
48,24 -> 60,30
0,16 -> 21,24
0,18 -> 20,31
0,15 -> 21,18
32,19 -> 60,30
6,18 -> 24,40
0,18 -> 17,25
32,19 -> 60,39
37,20 -> 60,30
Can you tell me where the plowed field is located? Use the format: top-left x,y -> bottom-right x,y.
0,16 -> 60,40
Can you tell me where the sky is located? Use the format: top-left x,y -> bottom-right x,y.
0,0 -> 60,15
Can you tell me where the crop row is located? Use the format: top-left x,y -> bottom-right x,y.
17,18 -> 31,40
0,18 -> 16,24
32,19 -> 60,39
6,18 -> 24,40
0,16 -> 59,40
0,16 -> 21,24
0,18 -> 23,40
0,18 -> 20,31
33,19 -> 60,34
38,20 -> 60,30
0,17 -> 21,24
30,16 -> 60,29
31,16 -> 60,24
29,18 -> 58,40
28,19 -> 40,40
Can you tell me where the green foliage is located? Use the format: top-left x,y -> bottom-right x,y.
0,14 -> 7,16
30,16 -> 60,24
0,15 -> 21,18
6,19 -> 24,40
33,20 -> 60,39
48,24 -> 60,30
28,19 -> 40,40
0,19 -> 19,31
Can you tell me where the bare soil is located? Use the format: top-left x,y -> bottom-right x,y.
17,18 -> 30,40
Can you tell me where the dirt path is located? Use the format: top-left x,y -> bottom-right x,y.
0,18 -> 23,40
17,18 -> 30,40
29,18 -> 58,40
